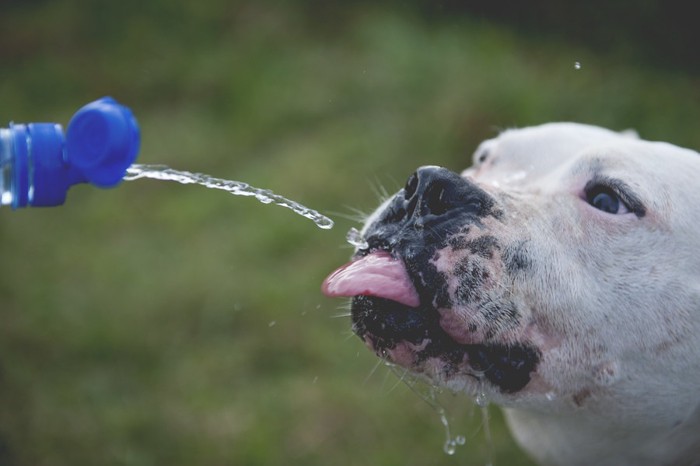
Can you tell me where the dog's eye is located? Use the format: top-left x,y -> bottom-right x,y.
477,149 -> 490,164
585,185 -> 629,215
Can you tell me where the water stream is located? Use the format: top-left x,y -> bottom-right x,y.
124,164 -> 334,230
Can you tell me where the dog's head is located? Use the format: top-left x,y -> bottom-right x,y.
323,123 -> 700,421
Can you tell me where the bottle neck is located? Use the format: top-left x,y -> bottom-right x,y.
0,128 -> 14,207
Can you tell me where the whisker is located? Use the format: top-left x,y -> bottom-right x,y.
328,207 -> 367,223
380,362 -> 397,391
367,178 -> 391,205
387,367 -> 413,394
401,375 -> 444,411
363,358 -> 385,386
384,173 -> 402,193
369,175 -> 393,203
426,223 -> 442,239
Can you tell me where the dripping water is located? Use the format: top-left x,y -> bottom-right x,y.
476,382 -> 494,466
481,403 -> 493,466
440,406 -> 465,456
384,365 -> 496,464
124,164 -> 334,230
418,384 -> 470,458
346,227 -> 369,249
383,366 -> 469,458
475,384 -> 489,408
475,380 -> 494,465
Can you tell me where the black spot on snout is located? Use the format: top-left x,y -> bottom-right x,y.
454,258 -> 490,303
503,241 -> 532,274
448,235 -> 499,259
468,344 -> 540,393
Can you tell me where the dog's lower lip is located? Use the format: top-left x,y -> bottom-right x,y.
351,296 -> 540,393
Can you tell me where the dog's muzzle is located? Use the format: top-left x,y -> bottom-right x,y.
324,166 -> 540,393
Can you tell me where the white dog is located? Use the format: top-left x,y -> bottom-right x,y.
323,123 -> 700,465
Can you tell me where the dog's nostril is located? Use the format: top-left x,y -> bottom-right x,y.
425,184 -> 449,216
404,172 -> 418,199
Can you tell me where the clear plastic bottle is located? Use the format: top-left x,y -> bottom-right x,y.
0,127 -> 14,205
0,97 -> 140,209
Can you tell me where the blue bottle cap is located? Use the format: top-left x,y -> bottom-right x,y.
7,97 -> 140,208
65,97 -> 140,188
26,122 -> 78,207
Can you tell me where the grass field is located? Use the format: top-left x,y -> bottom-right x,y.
1,2 -> 699,465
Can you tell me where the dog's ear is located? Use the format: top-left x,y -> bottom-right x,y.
619,128 -> 639,139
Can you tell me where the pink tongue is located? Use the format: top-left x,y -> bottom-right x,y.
322,251 -> 420,308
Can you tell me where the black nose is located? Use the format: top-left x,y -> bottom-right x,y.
389,165 -> 494,225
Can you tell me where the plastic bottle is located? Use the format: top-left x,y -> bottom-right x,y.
0,97 -> 140,208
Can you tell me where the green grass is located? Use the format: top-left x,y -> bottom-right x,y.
1,2 -> 699,465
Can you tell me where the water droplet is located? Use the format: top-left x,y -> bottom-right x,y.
124,164 -> 334,230
440,411 -> 449,428
574,61 -> 582,70
480,403 -> 494,465
545,391 -> 557,401
440,411 -> 457,455
437,407 -> 467,456
346,227 -> 369,249
475,390 -> 489,407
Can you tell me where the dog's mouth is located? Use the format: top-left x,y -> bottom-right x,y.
323,250 -> 540,394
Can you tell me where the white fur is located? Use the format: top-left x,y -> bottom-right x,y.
462,123 -> 700,465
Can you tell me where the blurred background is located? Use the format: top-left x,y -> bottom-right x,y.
1,1 -> 699,465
